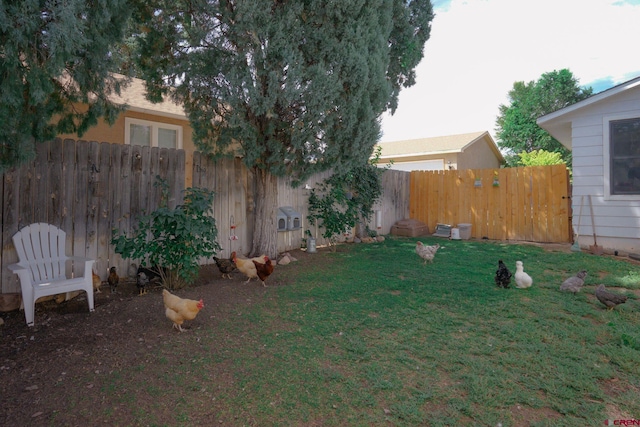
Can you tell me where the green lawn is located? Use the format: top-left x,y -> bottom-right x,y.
88,236 -> 640,426
190,236 -> 640,426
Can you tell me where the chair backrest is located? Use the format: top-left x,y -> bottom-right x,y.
12,223 -> 68,284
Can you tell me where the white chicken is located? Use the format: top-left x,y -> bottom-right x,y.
514,260 -> 533,289
415,241 -> 440,265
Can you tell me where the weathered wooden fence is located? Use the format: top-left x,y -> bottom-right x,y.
1,141 -> 411,295
191,152 -> 411,257
410,164 -> 571,242
1,139 -> 185,293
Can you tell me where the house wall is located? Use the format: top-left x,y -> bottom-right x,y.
457,139 -> 502,170
380,153 -> 457,171
570,89 -> 640,253
57,111 -> 197,186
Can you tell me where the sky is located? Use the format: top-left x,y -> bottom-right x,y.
379,0 -> 640,143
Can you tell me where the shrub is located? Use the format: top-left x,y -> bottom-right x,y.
111,178 -> 221,289
307,148 -> 385,250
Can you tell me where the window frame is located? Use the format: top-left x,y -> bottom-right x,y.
124,117 -> 183,149
603,111 -> 640,201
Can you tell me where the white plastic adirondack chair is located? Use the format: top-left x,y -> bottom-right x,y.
8,223 -> 95,326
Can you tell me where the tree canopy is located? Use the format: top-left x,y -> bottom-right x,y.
495,69 -> 593,167
0,0 -> 134,172
135,0 -> 434,256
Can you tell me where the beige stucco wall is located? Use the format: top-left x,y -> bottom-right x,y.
457,139 -> 502,170
57,111 -> 196,186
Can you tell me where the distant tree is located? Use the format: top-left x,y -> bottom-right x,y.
495,69 -> 593,167
516,150 -> 565,167
135,0 -> 434,257
0,0 -> 134,172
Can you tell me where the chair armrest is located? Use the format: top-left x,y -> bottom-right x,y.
7,263 -> 28,273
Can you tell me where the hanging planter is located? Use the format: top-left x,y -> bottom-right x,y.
474,178 -> 482,188
492,171 -> 500,187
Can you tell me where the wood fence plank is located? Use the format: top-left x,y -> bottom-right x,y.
1,166 -> 20,293
73,141 -> 90,258
48,139 -> 64,227
17,150 -> 36,229
86,141 -> 101,262
174,148 -> 185,206
62,140 -> 77,254
109,144 -> 127,278
96,142 -> 112,277
33,140 -> 49,223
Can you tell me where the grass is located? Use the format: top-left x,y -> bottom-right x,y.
100,237 -> 640,426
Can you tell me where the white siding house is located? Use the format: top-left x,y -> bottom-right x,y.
537,76 -> 640,254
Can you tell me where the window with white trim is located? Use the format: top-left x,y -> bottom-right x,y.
125,118 -> 182,149
608,117 -> 640,196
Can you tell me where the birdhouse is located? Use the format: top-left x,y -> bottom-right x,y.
277,208 -> 288,232
279,206 -> 302,230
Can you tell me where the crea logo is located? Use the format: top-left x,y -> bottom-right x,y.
604,420 -> 640,426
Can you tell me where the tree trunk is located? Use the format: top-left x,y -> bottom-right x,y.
250,167 -> 278,258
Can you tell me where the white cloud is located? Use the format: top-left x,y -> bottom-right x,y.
380,0 -> 640,142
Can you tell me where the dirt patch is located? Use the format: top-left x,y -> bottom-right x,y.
0,248 -> 324,425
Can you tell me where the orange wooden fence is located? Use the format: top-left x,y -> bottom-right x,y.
409,165 -> 571,242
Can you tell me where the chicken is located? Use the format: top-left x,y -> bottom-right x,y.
415,241 -> 440,265
162,289 -> 204,332
560,270 -> 587,294
595,284 -> 628,310
92,271 -> 102,293
514,261 -> 533,289
136,271 -> 149,296
108,266 -> 119,294
233,253 -> 269,284
252,256 -> 274,287
494,260 -> 512,288
213,251 -> 237,279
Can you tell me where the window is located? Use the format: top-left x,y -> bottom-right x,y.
125,118 -> 182,149
608,117 -> 640,196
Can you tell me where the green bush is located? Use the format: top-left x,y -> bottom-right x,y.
111,178 -> 221,289
307,148 -> 385,250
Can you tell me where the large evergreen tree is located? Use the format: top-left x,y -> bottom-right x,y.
0,0 -> 134,171
135,0 -> 433,257
495,69 -> 593,167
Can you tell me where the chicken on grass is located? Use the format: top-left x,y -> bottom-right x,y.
415,242 -> 440,265
595,284 -> 627,310
162,289 -> 204,332
495,260 -> 512,288
514,261 -> 533,289
560,270 -> 587,294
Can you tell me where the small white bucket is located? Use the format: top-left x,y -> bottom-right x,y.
450,228 -> 461,240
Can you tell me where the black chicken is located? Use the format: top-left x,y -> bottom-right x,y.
135,265 -> 164,295
213,251 -> 237,279
595,284 -> 628,310
495,260 -> 512,288
108,266 -> 119,294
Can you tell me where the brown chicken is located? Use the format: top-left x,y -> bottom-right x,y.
108,266 -> 119,294
162,289 -> 204,332
92,271 -> 102,293
233,253 -> 268,284
595,284 -> 628,310
415,241 -> 440,264
252,256 -> 274,287
213,251 -> 237,279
